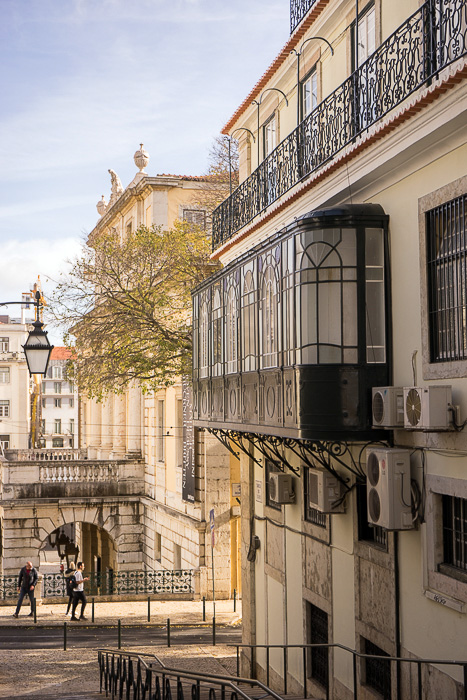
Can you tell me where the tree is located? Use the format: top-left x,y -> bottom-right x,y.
191,135 -> 239,229
49,222 -> 215,399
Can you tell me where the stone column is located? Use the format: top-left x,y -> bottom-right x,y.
127,384 -> 142,455
113,393 -> 127,455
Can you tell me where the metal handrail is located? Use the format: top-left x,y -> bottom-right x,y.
98,648 -> 286,700
232,642 -> 467,700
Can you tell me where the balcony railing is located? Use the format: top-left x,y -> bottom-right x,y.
213,0 -> 467,250
290,0 -> 320,34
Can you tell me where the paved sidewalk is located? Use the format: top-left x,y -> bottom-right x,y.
0,598 -> 241,627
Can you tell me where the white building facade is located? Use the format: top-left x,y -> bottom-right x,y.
40,347 -> 79,450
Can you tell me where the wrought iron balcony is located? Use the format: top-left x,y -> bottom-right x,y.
290,0 -> 321,34
213,0 -> 467,250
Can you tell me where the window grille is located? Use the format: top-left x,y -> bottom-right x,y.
364,638 -> 391,699
427,194 -> 467,362
442,494 -> 467,572
0,400 -> 9,417
183,209 -> 207,230
307,602 -> 329,689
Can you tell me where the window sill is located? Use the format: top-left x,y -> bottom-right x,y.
438,563 -> 467,585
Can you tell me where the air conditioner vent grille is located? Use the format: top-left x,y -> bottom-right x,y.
405,388 -> 422,427
373,392 -> 385,425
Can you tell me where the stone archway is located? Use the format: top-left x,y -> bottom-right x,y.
1,498 -> 144,576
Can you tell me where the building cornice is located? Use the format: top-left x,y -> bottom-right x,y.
221,0 -> 330,135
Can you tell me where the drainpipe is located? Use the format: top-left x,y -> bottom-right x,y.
394,532 -> 402,698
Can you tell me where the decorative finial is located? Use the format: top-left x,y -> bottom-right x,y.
134,143 -> 149,173
96,195 -> 108,217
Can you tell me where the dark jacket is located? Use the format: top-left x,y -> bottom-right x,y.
18,565 -> 38,590
64,568 -> 76,596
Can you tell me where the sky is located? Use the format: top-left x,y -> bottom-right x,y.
0,0 -> 288,342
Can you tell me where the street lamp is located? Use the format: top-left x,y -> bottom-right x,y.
0,291 -> 53,377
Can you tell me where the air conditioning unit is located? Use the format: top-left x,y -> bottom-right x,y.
308,468 -> 345,513
269,472 -> 295,504
403,385 -> 452,430
366,448 -> 413,530
372,387 -> 404,428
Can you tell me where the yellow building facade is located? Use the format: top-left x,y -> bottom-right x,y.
193,1 -> 467,697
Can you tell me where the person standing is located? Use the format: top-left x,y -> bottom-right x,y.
13,561 -> 38,618
70,561 -> 89,621
64,561 -> 76,617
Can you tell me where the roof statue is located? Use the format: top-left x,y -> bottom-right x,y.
108,169 -> 124,207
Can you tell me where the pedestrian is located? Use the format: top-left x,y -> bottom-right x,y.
70,561 -> 89,621
64,561 -> 76,617
12,561 -> 38,618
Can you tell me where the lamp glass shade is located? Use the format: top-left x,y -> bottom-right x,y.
22,321 -> 54,376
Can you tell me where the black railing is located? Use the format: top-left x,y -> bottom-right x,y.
213,0 -> 467,249
98,649 -> 284,700
290,0 -> 320,34
0,569 -> 193,600
233,643 -> 467,700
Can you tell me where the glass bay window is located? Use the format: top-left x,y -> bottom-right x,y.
192,204 -> 390,439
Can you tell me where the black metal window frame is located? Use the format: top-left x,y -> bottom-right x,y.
306,601 -> 329,689
304,467 -> 327,527
427,193 -> 467,363
442,494 -> 467,572
214,0 -> 467,249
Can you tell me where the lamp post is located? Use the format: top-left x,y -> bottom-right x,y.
0,291 -> 53,377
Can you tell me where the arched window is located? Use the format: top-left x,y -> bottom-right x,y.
296,228 -> 357,364
211,285 -> 223,377
241,263 -> 257,372
225,277 -> 239,374
259,254 -> 280,368
199,298 -> 209,378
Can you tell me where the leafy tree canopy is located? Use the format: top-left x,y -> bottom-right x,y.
49,222 -> 215,399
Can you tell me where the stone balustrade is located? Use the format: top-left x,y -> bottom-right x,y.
39,462 -> 118,483
4,448 -> 87,462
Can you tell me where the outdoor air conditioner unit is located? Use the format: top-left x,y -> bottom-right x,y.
403,385 -> 452,430
372,387 -> 404,428
308,468 -> 345,513
269,472 -> 295,505
366,448 -> 413,530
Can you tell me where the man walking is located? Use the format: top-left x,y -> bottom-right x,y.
13,561 -> 38,618
70,561 -> 89,621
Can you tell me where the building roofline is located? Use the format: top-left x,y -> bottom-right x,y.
221,0 -> 330,135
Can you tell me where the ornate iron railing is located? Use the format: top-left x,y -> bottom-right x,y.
290,0 -> 320,34
0,569 -> 193,600
98,650 -> 284,700
213,0 -> 467,249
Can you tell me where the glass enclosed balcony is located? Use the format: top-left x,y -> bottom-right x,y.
193,204 -> 390,440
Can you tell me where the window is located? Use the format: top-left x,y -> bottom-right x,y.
156,399 -> 165,462
52,438 -> 64,448
442,495 -> 467,574
302,69 -> 317,119
363,638 -> 391,700
211,285 -> 223,377
225,276 -> 239,374
69,419 -> 75,435
0,368 -> 10,384
259,252 -> 280,369
0,400 -> 10,417
306,602 -> 329,689
52,366 -> 63,379
357,483 -> 387,548
69,398 -> 74,408
353,4 -> 377,130
183,209 -> 207,230
155,532 -> 162,562
427,194 -> 467,363
241,263 -> 257,372
54,398 -> 62,408
263,115 -> 276,158
199,298 -> 209,379
304,468 -> 327,527
173,543 -> 182,570
40,419 -> 46,433
54,419 -> 62,434
68,381 -> 74,392
54,382 -> 61,394
42,398 -> 47,409
126,220 -> 133,235
356,4 -> 376,67
0,434 -> 10,449
0,337 -> 9,352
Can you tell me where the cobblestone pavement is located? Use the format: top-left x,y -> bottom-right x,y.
0,600 -> 242,699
